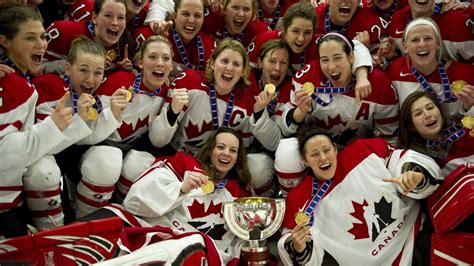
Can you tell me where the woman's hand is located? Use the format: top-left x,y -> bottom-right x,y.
253,90 -> 273,113
441,0 -> 466,13
378,37 -> 398,60
149,20 -> 173,36
0,63 -> 15,78
77,93 -> 95,121
291,222 -> 312,253
110,86 -> 129,120
457,84 -> 474,111
116,44 -> 133,72
354,31 -> 370,47
181,171 -> 209,193
383,171 -> 424,195
354,67 -> 372,104
50,92 -> 73,131
171,88 -> 189,114
293,89 -> 312,123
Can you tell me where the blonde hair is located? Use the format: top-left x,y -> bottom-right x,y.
403,17 -> 443,62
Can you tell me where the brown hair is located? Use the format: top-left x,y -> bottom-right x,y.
258,39 -> 289,62
196,127 -> 251,188
398,91 -> 446,150
281,2 -> 316,33
222,0 -> 258,20
204,38 -> 251,89
134,34 -> 173,62
296,125 -> 336,160
0,4 -> 42,41
67,36 -> 107,64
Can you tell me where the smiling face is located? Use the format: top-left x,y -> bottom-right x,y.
302,135 -> 338,181
211,132 -> 240,178
139,41 -> 173,91
211,48 -> 244,94
319,39 -> 353,87
126,0 -> 148,17
0,19 -> 47,73
404,24 -> 439,74
329,0 -> 358,26
282,17 -> 313,54
373,0 -> 395,11
66,50 -> 105,95
408,0 -> 435,18
223,0 -> 253,34
93,0 -> 127,48
259,47 -> 289,87
175,0 -> 204,45
410,96 -> 443,140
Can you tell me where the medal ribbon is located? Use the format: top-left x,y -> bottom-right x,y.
310,80 -> 354,107
224,25 -> 244,42
300,49 -> 307,68
426,124 -> 464,148
325,10 -> 348,34
305,178 -> 332,226
132,73 -> 161,96
257,3 -> 281,30
209,84 -> 235,130
63,74 -> 102,114
172,28 -> 204,70
2,55 -> 31,82
259,79 -> 278,114
216,179 -> 228,190
411,63 -> 456,103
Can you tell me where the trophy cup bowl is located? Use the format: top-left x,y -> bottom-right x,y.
223,197 -> 285,265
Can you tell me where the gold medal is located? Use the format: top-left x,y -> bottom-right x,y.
461,115 -> 474,137
295,211 -> 309,225
87,107 -> 98,121
264,83 -> 276,94
452,80 -> 466,95
107,49 -> 117,61
303,82 -> 314,95
90,97 -> 96,105
201,181 -> 215,194
124,90 -> 133,102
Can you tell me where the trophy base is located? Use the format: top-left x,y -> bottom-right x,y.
240,241 -> 270,265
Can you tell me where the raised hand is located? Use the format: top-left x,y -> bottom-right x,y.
0,63 -> 15,78
50,91 -> 73,131
291,222 -> 312,253
77,93 -> 95,121
253,90 -> 273,113
181,171 -> 209,193
456,84 -> 474,111
171,88 -> 189,114
383,170 -> 424,195
110,86 -> 129,119
116,44 -> 133,72
149,20 -> 173,36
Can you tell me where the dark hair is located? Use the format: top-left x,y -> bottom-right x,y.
0,4 -> 43,41
398,91 -> 446,150
205,38 -> 250,89
296,125 -> 335,159
196,127 -> 251,188
281,2 -> 316,33
67,36 -> 107,64
94,0 -> 126,14
174,0 -> 205,14
317,31 -> 354,56
258,39 -> 289,62
222,0 -> 258,20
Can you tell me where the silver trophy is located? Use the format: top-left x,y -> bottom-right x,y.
223,197 -> 285,265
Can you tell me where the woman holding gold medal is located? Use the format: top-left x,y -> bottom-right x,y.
121,128 -> 252,265
69,35 -> 175,219
277,127 -> 442,265
386,17 -> 474,121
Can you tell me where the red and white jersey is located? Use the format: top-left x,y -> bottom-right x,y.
248,73 -> 298,151
95,71 -> 169,143
64,0 -> 94,22
361,0 -> 408,21
64,0 -> 150,32
45,20 -> 92,61
315,4 -> 385,51
149,69 -> 256,153
124,151 -> 250,264
279,138 -> 441,265
247,30 -> 320,72
386,57 -> 474,120
434,129 -> 474,177
291,61 -> 399,147
202,9 -> 269,48
387,7 -> 474,63
33,74 -> 119,149
131,26 -> 216,74
0,71 -> 65,211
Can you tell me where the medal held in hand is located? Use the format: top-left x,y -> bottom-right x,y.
124,89 -> 133,102
452,80 -> 466,95
87,107 -> 98,121
461,115 -> 474,137
303,82 -> 314,95
107,49 -> 117,61
295,211 -> 309,225
201,181 -> 215,194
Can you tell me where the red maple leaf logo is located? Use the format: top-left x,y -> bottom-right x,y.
347,199 -> 370,240
185,119 -> 213,140
314,114 -> 348,129
117,115 -> 149,140
188,200 -> 223,219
